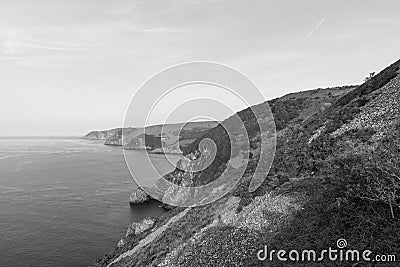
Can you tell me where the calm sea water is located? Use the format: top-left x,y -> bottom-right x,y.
0,137 -> 179,267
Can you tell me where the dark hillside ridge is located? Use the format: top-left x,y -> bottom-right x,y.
334,59 -> 400,108
270,58 -> 400,178
176,85 -> 354,187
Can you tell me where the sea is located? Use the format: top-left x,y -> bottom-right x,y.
0,137 -> 180,267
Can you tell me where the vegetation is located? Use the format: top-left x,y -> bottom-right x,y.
265,124 -> 400,266
143,134 -> 162,149
270,97 -> 308,131
331,123 -> 400,220
179,86 -> 351,188
178,127 -> 213,142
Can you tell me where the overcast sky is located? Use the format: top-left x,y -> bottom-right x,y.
0,0 -> 399,135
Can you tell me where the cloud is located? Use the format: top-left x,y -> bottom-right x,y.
3,39 -> 89,54
302,17 -> 327,41
284,17 -> 327,59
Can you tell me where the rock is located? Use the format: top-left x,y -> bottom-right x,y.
129,187 -> 151,204
117,239 -> 125,248
126,217 -> 156,237
117,217 -> 156,248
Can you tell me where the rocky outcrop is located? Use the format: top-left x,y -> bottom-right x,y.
129,187 -> 151,204
126,218 -> 156,236
117,217 -> 156,248
104,130 -> 123,146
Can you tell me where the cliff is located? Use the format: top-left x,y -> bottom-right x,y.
94,59 -> 400,267
84,121 -> 218,154
82,128 -> 122,140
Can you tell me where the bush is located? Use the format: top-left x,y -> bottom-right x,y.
331,123 -> 400,219
277,173 -> 290,184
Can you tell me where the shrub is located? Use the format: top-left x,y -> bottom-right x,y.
332,123 -> 400,219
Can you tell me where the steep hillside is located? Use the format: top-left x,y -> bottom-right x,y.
167,85 -> 354,190
94,58 -> 400,267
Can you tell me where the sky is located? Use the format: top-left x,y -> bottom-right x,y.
0,0 -> 399,135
